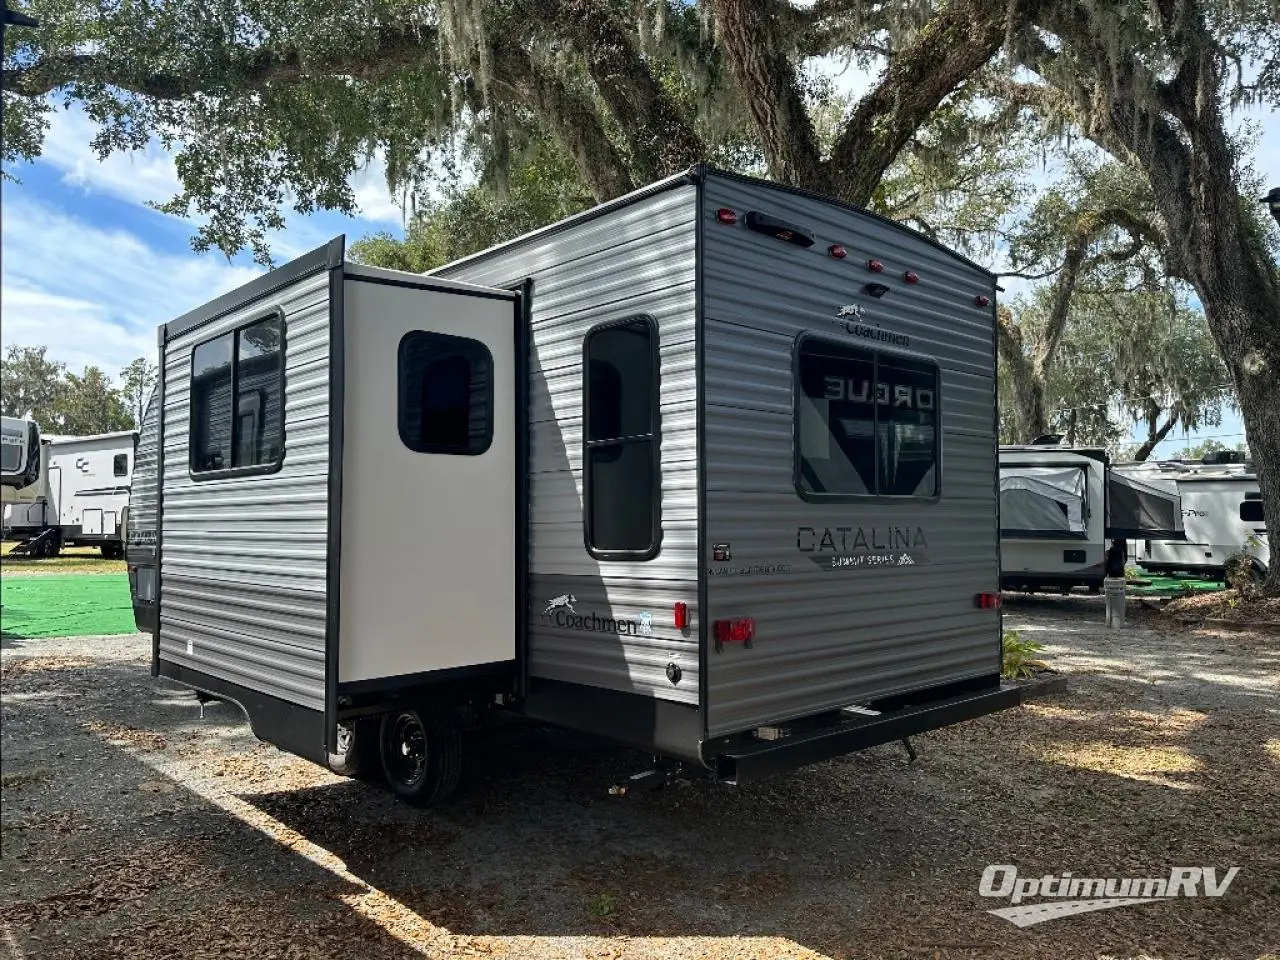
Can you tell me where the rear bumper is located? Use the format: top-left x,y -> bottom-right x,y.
709,678 -> 1030,784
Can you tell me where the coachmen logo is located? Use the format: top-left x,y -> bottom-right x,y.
542,596 -> 652,636
834,306 -> 910,347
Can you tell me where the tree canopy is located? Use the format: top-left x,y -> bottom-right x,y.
0,346 -> 143,434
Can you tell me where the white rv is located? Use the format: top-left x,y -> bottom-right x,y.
127,168 -> 1031,805
4,431 -> 136,557
999,445 -> 1183,592
1116,460 -> 1269,580
0,415 -> 42,505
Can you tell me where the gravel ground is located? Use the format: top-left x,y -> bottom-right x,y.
2,601 -> 1277,960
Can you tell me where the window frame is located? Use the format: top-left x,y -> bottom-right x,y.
188,308 -> 287,481
113,453 -> 129,478
581,314 -> 663,561
792,333 -> 943,503
396,330 -> 496,457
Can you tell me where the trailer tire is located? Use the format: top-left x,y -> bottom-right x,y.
327,717 -> 379,779
100,543 -> 123,560
379,708 -> 462,807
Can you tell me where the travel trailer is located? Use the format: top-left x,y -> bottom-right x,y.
999,444 -> 1183,592
1116,460 -> 1269,580
128,167 -> 1028,805
4,431 -> 136,557
0,415 -> 42,505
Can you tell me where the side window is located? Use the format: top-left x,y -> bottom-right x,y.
583,317 -> 660,558
796,338 -> 939,499
113,454 -> 128,477
1240,497 -> 1265,522
398,331 -> 493,455
190,313 -> 285,476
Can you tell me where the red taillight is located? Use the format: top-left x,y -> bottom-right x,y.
714,617 -> 756,645
673,602 -> 689,631
975,592 -> 1002,609
716,208 -> 738,225
829,244 -> 848,259
974,294 -> 991,307
867,259 -> 885,273
904,270 -> 920,284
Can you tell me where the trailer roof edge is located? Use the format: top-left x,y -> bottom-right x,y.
160,236 -> 346,345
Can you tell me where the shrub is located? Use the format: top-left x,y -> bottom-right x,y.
1002,629 -> 1047,680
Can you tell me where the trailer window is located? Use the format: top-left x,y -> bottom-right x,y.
584,317 -> 660,558
1240,498 -> 1265,522
796,338 -> 939,499
398,332 -> 493,456
113,454 -> 128,477
190,312 -> 285,477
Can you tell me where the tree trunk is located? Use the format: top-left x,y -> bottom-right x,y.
1131,415 -> 1176,462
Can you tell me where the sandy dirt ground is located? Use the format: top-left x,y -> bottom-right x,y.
2,597 -> 1277,959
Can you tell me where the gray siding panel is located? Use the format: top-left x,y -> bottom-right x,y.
157,271 -> 331,712
701,176 -> 1001,736
435,185 -> 701,704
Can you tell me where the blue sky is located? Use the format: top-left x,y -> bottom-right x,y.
4,70 -> 1276,458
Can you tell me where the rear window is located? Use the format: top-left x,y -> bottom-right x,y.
796,338 -> 939,499
1240,497 -> 1265,523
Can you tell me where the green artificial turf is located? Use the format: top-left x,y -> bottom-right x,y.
0,573 -> 135,639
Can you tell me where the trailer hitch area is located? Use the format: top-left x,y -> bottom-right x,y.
608,761 -> 686,797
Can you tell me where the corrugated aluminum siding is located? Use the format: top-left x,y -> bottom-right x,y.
157,272 -> 331,711
433,186 -> 701,704
126,389 -> 160,558
701,175 -> 1001,736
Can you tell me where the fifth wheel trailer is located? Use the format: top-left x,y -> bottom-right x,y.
128,167 -> 1024,805
4,431 -> 136,557
999,445 -> 1183,592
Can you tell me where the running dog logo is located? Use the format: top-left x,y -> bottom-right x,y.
543,594 -> 577,616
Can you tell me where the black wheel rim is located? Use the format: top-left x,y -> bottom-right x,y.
387,713 -> 427,788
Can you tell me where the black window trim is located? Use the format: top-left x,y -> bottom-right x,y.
582,314 -> 663,561
792,332 -> 943,503
396,329 -> 496,457
188,307 -> 287,481
113,453 -> 129,478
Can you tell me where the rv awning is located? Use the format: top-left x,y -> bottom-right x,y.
1107,471 -> 1185,540
999,467 -> 1087,539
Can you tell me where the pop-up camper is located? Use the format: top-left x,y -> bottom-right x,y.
128,167 -> 1024,804
999,445 -> 1183,592
1116,460 -> 1269,580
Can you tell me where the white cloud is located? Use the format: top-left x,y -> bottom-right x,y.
42,107 -> 183,209
1,193 -> 262,378
350,150 -> 408,226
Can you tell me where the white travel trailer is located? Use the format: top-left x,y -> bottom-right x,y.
127,168 -> 1032,805
0,415 -> 42,505
1116,460 -> 1269,579
999,445 -> 1183,592
4,431 -> 136,557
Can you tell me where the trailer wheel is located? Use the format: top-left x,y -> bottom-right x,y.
327,717 -> 379,779
100,543 -> 123,560
379,708 -> 462,807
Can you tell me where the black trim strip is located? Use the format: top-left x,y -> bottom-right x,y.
164,238 -> 344,343
157,660 -> 327,764
694,174 -> 709,741
1000,529 -> 1091,541
152,341 -> 166,678
323,253 -> 346,754
346,272 -> 519,301
512,279 -> 533,700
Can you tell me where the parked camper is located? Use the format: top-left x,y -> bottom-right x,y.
999,445 -> 1182,592
4,431 -> 136,557
128,167 -> 1026,805
1116,461 -> 1269,580
0,416 -> 42,504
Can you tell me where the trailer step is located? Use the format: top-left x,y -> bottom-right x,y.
7,528 -> 61,559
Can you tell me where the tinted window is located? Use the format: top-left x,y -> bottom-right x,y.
796,339 -> 939,498
398,331 -> 493,455
113,454 -> 128,477
190,314 -> 284,475
584,317 -> 659,557
1240,499 -> 1265,522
